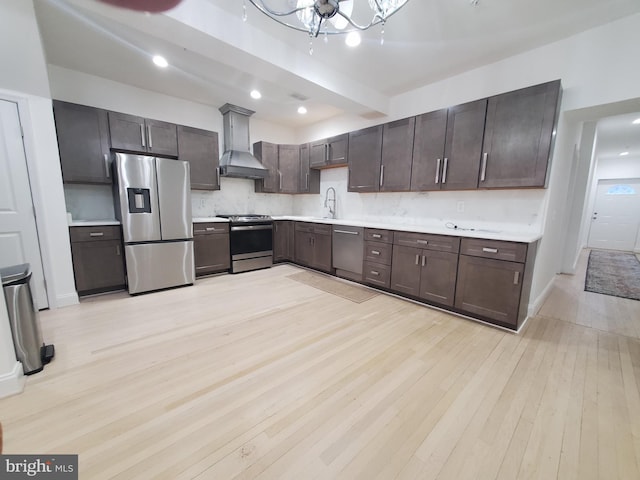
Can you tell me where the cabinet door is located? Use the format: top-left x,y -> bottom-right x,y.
390,245 -> 422,296
312,232 -> 333,273
279,144 -> 300,193
441,99 -> 487,191
299,143 -> 320,194
177,125 -> 219,190
327,134 -> 348,166
254,141 -> 279,193
294,230 -> 314,267
53,101 -> 111,184
480,80 -> 560,188
381,117 -> 415,192
310,140 -> 327,168
419,250 -> 458,306
71,240 -> 126,294
108,111 -> 147,153
194,233 -> 230,275
411,109 -> 447,191
146,119 -> 178,157
348,125 -> 383,192
455,255 -> 524,328
273,221 -> 292,262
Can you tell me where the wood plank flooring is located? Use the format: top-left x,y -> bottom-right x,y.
1,253 -> 640,479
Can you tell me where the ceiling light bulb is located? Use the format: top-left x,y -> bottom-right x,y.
152,55 -> 168,68
345,31 -> 361,47
633,118 -> 640,125
620,151 -> 629,156
250,90 -> 262,99
298,106 -> 307,114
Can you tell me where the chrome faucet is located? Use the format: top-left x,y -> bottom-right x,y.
324,187 -> 336,219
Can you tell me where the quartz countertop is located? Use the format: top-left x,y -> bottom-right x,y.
69,220 -> 120,227
192,217 -> 230,223
271,216 -> 542,243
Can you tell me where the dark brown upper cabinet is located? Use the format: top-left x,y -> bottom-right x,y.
254,141 -> 279,193
412,100 -> 487,191
480,80 -> 561,188
299,143 -> 320,194
109,111 -> 178,157
53,100 -> 112,184
347,125 -> 383,192
177,125 -> 220,191
380,117 -> 415,192
310,134 -> 349,168
278,144 -> 301,194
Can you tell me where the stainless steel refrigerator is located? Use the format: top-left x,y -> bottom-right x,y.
114,152 -> 194,294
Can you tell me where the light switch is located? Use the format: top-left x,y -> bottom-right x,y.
457,201 -> 465,213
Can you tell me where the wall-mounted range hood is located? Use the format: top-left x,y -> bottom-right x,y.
218,103 -> 268,179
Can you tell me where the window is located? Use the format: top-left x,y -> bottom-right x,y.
606,184 -> 636,195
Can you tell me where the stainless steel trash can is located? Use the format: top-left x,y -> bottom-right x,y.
1,263 -> 54,375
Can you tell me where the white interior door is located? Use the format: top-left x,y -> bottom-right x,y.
587,178 -> 640,252
0,99 -> 48,309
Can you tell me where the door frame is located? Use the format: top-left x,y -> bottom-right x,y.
1,89 -> 63,309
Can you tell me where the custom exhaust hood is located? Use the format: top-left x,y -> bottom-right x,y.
218,103 -> 268,179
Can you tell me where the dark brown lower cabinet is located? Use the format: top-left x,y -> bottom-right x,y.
294,222 -> 332,273
70,226 -> 126,296
193,223 -> 230,276
390,245 -> 457,306
273,221 -> 294,262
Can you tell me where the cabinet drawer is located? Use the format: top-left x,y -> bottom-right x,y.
393,231 -> 460,253
364,241 -> 392,265
193,223 -> 229,235
363,261 -> 391,289
70,225 -> 121,242
312,223 -> 332,235
460,238 -> 527,263
365,228 -> 392,243
295,222 -> 315,233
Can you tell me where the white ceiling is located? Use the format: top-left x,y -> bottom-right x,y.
34,0 -> 640,157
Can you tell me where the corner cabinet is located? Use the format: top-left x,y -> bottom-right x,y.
274,220 -> 295,262
69,226 -> 126,296
299,144 -> 320,194
479,80 -> 561,188
193,222 -> 230,276
177,126 -> 220,190
108,111 -> 178,157
53,100 -> 112,184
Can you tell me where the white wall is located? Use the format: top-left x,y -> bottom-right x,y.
0,274 -> 25,398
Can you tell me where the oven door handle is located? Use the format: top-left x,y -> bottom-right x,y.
231,225 -> 273,231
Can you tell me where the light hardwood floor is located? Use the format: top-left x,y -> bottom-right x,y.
1,253 -> 639,479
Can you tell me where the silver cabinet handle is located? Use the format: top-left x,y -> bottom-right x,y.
415,254 -> 420,265
104,154 -> 110,178
279,171 -> 282,190
324,144 -> 329,163
371,250 -> 380,255
216,166 -> 220,186
205,227 -> 218,231
334,229 -> 359,235
422,255 -> 426,267
380,165 -> 385,187
435,158 -> 441,184
482,247 -> 498,253
371,270 -> 380,276
372,233 -> 382,239
513,271 -> 520,285
442,158 -> 448,183
89,232 -> 104,237
140,124 -> 146,147
115,244 -> 121,256
417,239 -> 429,245
332,157 -> 346,162
306,173 -> 309,190
481,152 -> 488,182
147,125 -> 153,148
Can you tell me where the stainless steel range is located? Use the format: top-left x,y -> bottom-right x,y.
218,215 -> 273,273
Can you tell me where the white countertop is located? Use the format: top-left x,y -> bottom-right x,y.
272,216 -> 542,243
69,220 -> 120,227
192,217 -> 230,223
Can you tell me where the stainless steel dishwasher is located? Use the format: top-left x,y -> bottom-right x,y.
332,225 -> 364,282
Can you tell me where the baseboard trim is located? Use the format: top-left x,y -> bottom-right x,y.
529,275 -> 556,318
55,292 -> 79,309
0,361 -> 25,399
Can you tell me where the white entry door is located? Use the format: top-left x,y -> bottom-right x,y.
587,178 -> 640,252
0,99 -> 48,309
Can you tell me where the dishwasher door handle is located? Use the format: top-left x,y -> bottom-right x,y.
334,229 -> 360,235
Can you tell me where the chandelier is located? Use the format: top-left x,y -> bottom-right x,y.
243,0 -> 410,44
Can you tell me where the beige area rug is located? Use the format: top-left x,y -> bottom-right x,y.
287,271 -> 379,304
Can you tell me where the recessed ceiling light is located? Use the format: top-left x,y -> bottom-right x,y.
297,106 -> 307,115
633,118 -> 640,125
250,90 -> 262,99
345,32 -> 361,48
152,55 -> 168,68
620,151 -> 629,156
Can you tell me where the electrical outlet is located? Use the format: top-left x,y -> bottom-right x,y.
456,201 -> 465,213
